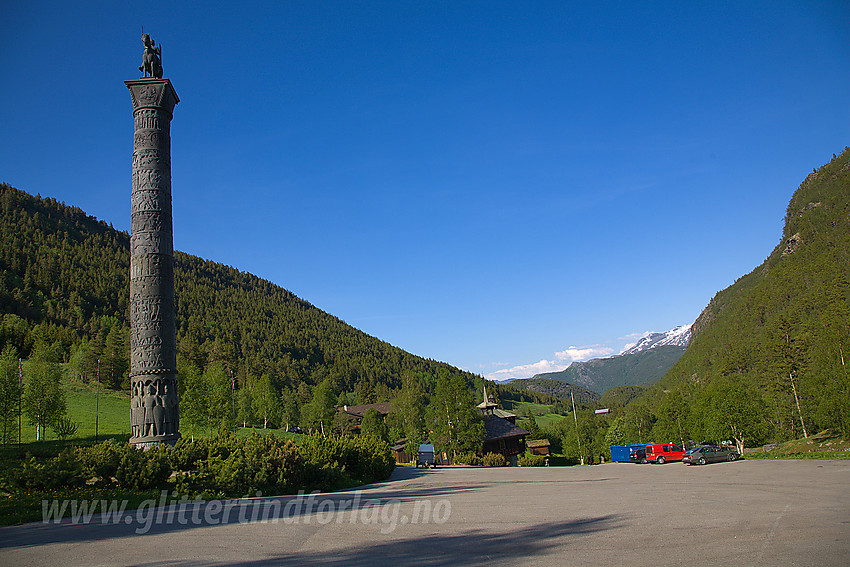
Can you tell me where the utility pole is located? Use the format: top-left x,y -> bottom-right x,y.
231,370 -> 236,434
571,391 -> 583,465
18,358 -> 22,449
789,372 -> 808,438
95,359 -> 101,442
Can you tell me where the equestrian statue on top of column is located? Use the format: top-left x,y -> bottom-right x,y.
139,33 -> 163,79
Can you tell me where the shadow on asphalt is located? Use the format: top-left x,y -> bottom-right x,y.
172,516 -> 622,566
0,471 -> 489,549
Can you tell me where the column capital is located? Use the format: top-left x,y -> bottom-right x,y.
125,78 -> 180,115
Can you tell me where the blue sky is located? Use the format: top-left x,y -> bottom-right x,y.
2,1 -> 849,380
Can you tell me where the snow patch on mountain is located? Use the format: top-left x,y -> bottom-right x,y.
619,324 -> 692,356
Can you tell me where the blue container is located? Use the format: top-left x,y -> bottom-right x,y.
610,444 -> 648,463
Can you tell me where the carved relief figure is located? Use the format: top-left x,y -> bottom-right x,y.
130,381 -> 142,438
153,381 -> 166,437
139,34 -> 163,79
143,382 -> 157,437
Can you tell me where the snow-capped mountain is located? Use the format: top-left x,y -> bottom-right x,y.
619,324 -> 692,356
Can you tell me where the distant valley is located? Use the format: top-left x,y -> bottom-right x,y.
510,325 -> 691,395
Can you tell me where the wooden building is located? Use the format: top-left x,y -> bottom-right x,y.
335,402 -> 392,434
526,439 -> 551,456
478,385 -> 529,463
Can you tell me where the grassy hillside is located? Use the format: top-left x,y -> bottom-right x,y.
3,366 -> 304,446
530,345 -> 686,394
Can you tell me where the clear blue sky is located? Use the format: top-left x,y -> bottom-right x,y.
2,1 -> 848,380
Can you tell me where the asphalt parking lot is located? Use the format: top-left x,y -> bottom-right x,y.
1,459 -> 848,566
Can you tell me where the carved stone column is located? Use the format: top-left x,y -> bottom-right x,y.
125,78 -> 180,446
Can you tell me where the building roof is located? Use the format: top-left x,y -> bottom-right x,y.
526,439 -> 551,448
337,402 -> 392,418
493,409 -> 516,419
483,414 -> 529,442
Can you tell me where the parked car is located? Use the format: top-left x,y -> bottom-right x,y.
645,443 -> 686,464
629,448 -> 648,464
682,445 -> 740,465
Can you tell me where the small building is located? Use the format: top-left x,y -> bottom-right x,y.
478,385 -> 529,463
335,402 -> 392,434
391,438 -> 412,463
526,439 -> 551,456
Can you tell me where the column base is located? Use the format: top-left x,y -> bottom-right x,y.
130,432 -> 181,449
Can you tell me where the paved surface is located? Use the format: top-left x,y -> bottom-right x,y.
1,459 -> 848,566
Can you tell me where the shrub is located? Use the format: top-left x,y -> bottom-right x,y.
301,434 -> 395,485
482,452 -> 506,467
169,437 -> 209,471
518,453 -> 547,467
115,444 -> 172,490
54,416 -> 78,440
455,452 -> 482,466
78,439 -> 123,483
175,432 -> 303,498
11,450 -> 87,490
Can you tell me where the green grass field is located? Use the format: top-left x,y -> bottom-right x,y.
5,371 -> 295,446
502,400 -> 569,430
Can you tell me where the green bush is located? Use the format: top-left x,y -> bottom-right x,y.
301,434 -> 395,484
169,437 -> 209,471
54,416 -> 78,441
78,439 -> 122,483
518,453 -> 547,467
11,450 -> 87,490
115,444 -> 172,490
455,452 -> 482,465
175,432 -> 303,498
482,452 -> 506,467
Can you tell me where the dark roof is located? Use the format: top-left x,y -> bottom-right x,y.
337,402 -> 392,418
483,414 -> 529,442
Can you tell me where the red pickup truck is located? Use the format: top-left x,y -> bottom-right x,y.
645,443 -> 685,464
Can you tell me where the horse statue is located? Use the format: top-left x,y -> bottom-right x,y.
139,33 -> 163,79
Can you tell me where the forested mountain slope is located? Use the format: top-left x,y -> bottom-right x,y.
531,345 -> 686,394
659,148 -> 850,439
505,377 -> 600,405
0,183 -> 477,394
